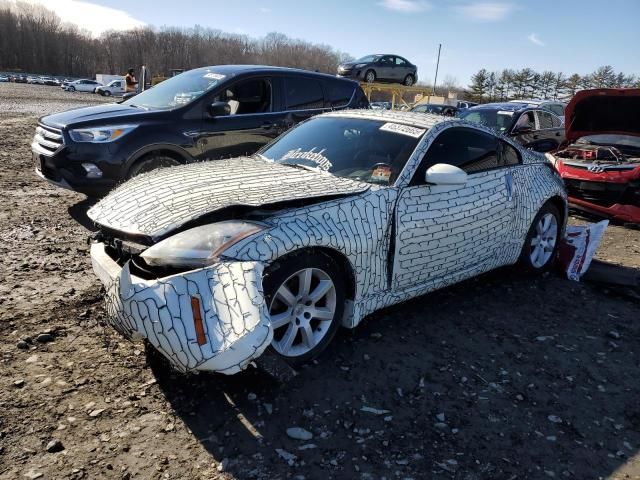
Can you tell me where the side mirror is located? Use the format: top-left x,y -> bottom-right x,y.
208,101 -> 231,117
425,163 -> 467,185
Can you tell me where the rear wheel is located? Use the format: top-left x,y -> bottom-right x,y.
403,74 -> 415,86
127,154 -> 180,178
263,253 -> 345,366
519,202 -> 561,272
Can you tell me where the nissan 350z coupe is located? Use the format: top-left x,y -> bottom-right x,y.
88,110 -> 567,374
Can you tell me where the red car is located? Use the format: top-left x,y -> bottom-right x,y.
552,89 -> 640,224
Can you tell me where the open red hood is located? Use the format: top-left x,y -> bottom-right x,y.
565,88 -> 640,143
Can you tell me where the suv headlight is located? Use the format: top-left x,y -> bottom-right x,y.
69,124 -> 137,143
140,221 -> 265,268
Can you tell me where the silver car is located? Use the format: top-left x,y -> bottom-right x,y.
337,54 -> 418,86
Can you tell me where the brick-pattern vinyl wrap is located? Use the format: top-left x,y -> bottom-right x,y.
90,110 -> 567,370
87,157 -> 370,239
101,257 -> 272,374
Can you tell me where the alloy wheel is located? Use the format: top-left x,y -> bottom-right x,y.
365,71 -> 375,83
269,268 -> 337,358
529,213 -> 558,268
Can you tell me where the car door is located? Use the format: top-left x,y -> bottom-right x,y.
196,75 -> 285,160
392,126 -> 516,290
394,56 -> 409,82
375,56 -> 395,81
534,110 -> 564,152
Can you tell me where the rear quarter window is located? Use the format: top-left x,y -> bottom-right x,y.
326,80 -> 355,108
285,77 -> 324,110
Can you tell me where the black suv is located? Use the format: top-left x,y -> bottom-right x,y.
459,102 -> 565,152
33,65 -> 369,196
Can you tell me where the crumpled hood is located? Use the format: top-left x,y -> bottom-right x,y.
88,157 -> 370,239
565,88 -> 640,143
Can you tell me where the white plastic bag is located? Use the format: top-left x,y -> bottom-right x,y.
558,220 -> 609,281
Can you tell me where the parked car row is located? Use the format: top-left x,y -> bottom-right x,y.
30,64 -> 636,377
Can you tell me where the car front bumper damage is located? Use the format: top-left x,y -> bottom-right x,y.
90,242 -> 273,374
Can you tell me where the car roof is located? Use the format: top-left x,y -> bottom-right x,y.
320,109 -> 454,130
192,65 -> 354,82
468,102 -> 535,112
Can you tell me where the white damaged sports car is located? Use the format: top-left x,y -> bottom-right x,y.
88,110 -> 567,374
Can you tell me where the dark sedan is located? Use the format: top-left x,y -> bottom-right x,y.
337,54 -> 417,86
460,102 -> 565,153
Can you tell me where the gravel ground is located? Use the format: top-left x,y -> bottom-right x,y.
0,82 -> 639,480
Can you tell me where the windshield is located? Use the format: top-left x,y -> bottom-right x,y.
460,109 -> 515,133
259,117 -> 425,186
122,68 -> 226,110
355,55 -> 380,63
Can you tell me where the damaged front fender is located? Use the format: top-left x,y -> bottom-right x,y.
91,243 -> 273,374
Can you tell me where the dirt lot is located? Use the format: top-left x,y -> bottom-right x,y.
0,82 -> 639,480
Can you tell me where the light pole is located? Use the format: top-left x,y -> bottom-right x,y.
433,43 -> 441,96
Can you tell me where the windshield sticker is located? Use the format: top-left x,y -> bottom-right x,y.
379,123 -> 425,138
371,165 -> 392,183
282,148 -> 332,171
497,110 -> 515,116
203,72 -> 225,80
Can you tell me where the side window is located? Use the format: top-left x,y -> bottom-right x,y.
515,111 -> 535,130
501,140 -> 521,166
536,111 -> 554,129
285,77 -> 324,110
550,114 -> 562,128
380,56 -> 393,65
412,127 -> 500,184
395,57 -> 407,66
549,104 -> 564,117
218,78 -> 272,115
412,105 -> 427,113
326,80 -> 354,108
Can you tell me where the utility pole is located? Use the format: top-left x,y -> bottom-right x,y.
433,43 -> 442,96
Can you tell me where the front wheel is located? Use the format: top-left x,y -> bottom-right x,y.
68,86 -> 75,92
103,90 -> 111,96
364,70 -> 376,83
127,155 -> 180,178
519,203 -> 561,272
263,252 -> 345,366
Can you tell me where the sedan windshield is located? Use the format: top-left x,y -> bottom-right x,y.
259,117 -> 425,185
460,109 -> 515,133
355,55 -> 380,63
122,68 -> 226,110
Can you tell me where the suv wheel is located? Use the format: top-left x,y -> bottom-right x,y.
127,154 -> 180,178
364,70 -> 376,83
519,202 -> 561,272
403,74 -> 415,86
263,252 -> 345,366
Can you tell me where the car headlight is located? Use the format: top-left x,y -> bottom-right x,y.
139,221 -> 265,268
69,124 -> 137,143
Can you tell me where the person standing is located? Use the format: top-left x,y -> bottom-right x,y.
125,68 -> 138,93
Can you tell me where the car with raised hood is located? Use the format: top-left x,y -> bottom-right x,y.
551,88 -> 640,224
337,54 -> 418,86
33,65 -> 368,197
87,109 -> 567,375
460,102 -> 565,153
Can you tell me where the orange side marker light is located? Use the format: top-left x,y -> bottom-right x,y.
191,296 -> 207,346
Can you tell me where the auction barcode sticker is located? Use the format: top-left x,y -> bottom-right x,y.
203,72 -> 225,80
379,123 -> 425,138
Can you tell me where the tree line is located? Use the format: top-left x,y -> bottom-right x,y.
0,1 -> 352,78
468,66 -> 639,103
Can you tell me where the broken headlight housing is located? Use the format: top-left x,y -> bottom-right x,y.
140,221 -> 265,268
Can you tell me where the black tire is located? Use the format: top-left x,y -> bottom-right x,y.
68,86 -> 75,92
403,74 -> 415,86
127,154 -> 180,179
519,202 -> 561,272
103,90 -> 111,96
364,70 -> 376,83
263,251 -> 345,366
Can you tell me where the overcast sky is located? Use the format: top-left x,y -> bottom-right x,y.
24,0 -> 640,85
